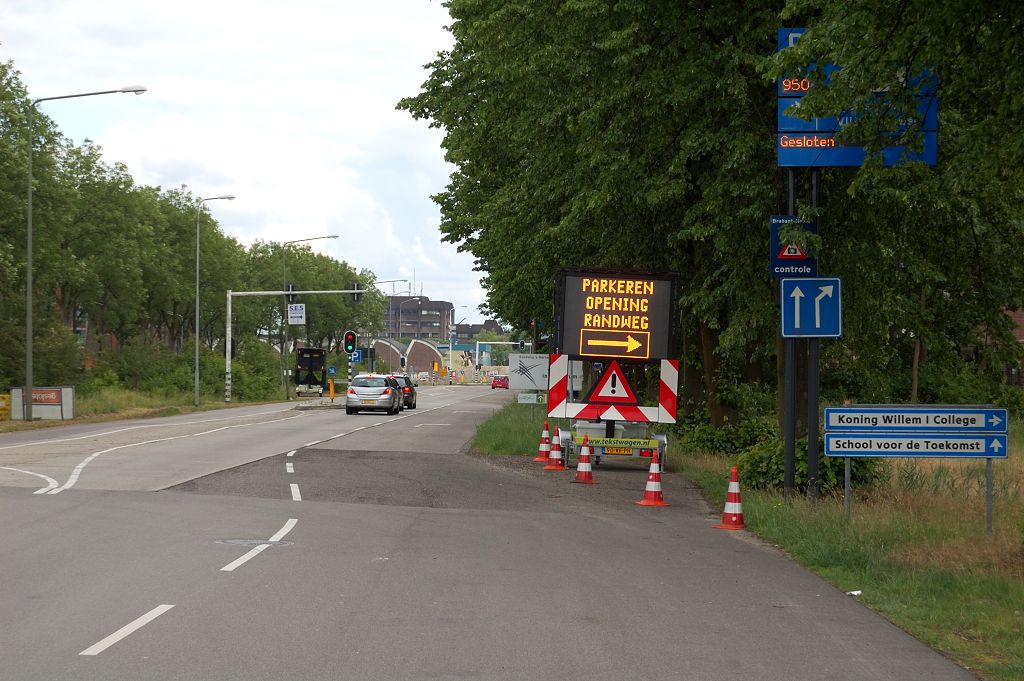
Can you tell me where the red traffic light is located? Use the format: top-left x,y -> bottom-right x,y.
343,330 -> 357,354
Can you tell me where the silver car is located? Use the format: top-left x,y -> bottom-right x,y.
346,374 -> 402,415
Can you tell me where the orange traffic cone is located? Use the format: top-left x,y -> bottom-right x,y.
543,427 -> 567,471
572,434 -> 598,484
714,466 -> 745,530
533,420 -> 551,462
635,451 -> 670,506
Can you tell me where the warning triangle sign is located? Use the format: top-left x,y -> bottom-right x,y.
777,242 -> 809,259
583,361 -> 639,405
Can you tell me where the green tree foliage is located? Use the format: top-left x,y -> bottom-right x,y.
0,60 -> 387,400
400,0 -> 1024,424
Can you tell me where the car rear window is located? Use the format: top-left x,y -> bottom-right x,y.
353,377 -> 387,387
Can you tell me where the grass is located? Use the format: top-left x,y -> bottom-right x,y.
0,386 -> 269,433
473,403 -> 1024,680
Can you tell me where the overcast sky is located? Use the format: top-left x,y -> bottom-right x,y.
2,0 -> 488,323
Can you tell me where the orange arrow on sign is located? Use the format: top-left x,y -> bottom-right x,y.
587,335 -> 643,353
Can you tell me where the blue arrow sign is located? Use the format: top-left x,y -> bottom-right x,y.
824,407 -> 1007,434
825,433 -> 1007,458
781,277 -> 842,338
327,365 -> 337,377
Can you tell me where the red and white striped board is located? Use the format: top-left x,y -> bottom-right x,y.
547,354 -> 678,423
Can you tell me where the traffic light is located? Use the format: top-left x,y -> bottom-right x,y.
518,340 -> 526,351
343,330 -> 357,354
351,281 -> 362,303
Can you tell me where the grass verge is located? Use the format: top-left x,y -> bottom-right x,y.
474,403 -> 1024,680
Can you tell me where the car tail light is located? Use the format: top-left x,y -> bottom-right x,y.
383,388 -> 393,395
347,388 -> 355,395
403,387 -> 411,393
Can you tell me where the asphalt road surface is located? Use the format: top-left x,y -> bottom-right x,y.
0,385 -> 979,680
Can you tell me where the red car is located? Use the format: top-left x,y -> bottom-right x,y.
491,375 -> 509,389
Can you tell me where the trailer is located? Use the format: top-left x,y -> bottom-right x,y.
560,420 -> 667,465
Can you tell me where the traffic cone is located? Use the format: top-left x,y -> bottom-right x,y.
544,427 -> 567,471
533,420 -> 551,462
714,466 -> 746,530
635,451 -> 670,507
572,435 -> 598,484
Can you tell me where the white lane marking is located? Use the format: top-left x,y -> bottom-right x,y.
303,441 -> 320,447
47,413 -> 306,494
290,483 -> 302,501
286,450 -> 296,457
79,604 -> 175,656
220,518 -> 298,572
286,462 -> 294,473
0,407 -> 297,452
0,466 -> 59,494
413,423 -> 451,428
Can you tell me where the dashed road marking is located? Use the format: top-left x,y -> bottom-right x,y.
79,604 -> 175,656
290,483 -> 302,501
221,518 -> 298,572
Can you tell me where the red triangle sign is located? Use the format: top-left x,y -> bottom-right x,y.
584,361 -> 639,405
777,242 -> 808,259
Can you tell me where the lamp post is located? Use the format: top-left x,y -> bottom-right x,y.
280,235 -> 339,400
396,296 -> 423,344
194,195 -> 235,407
376,279 -> 409,338
23,85 -> 146,421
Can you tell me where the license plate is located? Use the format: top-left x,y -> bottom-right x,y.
361,400 -> 377,405
604,447 -> 632,455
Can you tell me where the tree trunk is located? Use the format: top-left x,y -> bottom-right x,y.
681,315 -> 704,416
699,322 -> 726,427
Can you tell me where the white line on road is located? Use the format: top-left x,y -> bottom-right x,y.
413,423 -> 451,428
303,441 -> 320,447
46,413 -> 306,494
286,450 -> 296,457
221,518 -> 298,572
286,462 -> 294,473
79,604 -> 175,656
0,466 -> 59,494
290,483 -> 302,501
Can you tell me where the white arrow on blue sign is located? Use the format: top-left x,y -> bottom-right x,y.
781,277 -> 842,338
825,433 -> 1007,458
824,407 -> 1007,434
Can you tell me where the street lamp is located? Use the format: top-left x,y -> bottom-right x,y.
194,195 -> 235,407
23,85 -> 146,421
375,279 -> 409,338
280,235 -> 339,400
397,296 -> 423,343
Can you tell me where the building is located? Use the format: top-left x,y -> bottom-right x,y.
454,320 -> 504,341
385,296 -> 455,340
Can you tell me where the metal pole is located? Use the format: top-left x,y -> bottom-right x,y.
194,204 -> 201,407
844,457 -> 852,520
225,291 -> 232,402
282,251 -> 290,401
24,104 -> 34,421
986,457 -> 993,535
807,169 -> 821,502
784,168 -> 796,501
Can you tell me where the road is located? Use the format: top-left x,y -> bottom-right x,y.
0,385 -> 978,680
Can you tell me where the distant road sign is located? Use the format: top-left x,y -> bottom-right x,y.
824,407 -> 1007,434
287,303 -> 306,325
327,366 -> 337,377
825,433 -> 1007,458
351,349 -> 362,363
770,215 -> 817,278
781,277 -> 841,338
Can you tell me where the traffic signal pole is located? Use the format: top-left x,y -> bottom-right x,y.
224,288 -> 363,403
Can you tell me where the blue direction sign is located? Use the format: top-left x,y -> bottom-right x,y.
770,215 -> 817,278
824,407 -> 1007,434
781,277 -> 841,338
825,433 -> 1007,458
351,349 -> 362,363
327,365 -> 337,377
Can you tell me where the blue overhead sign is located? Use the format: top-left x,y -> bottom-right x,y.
770,215 -> 817,278
777,28 -> 938,168
781,277 -> 842,338
824,407 -> 1007,434
825,433 -> 1007,458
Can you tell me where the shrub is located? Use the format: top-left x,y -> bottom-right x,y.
674,413 -> 778,455
735,436 -> 880,493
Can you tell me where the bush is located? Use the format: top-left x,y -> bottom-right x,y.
735,436 -> 880,493
674,413 -> 778,455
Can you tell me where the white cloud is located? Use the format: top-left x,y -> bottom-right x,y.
2,0 -> 489,322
